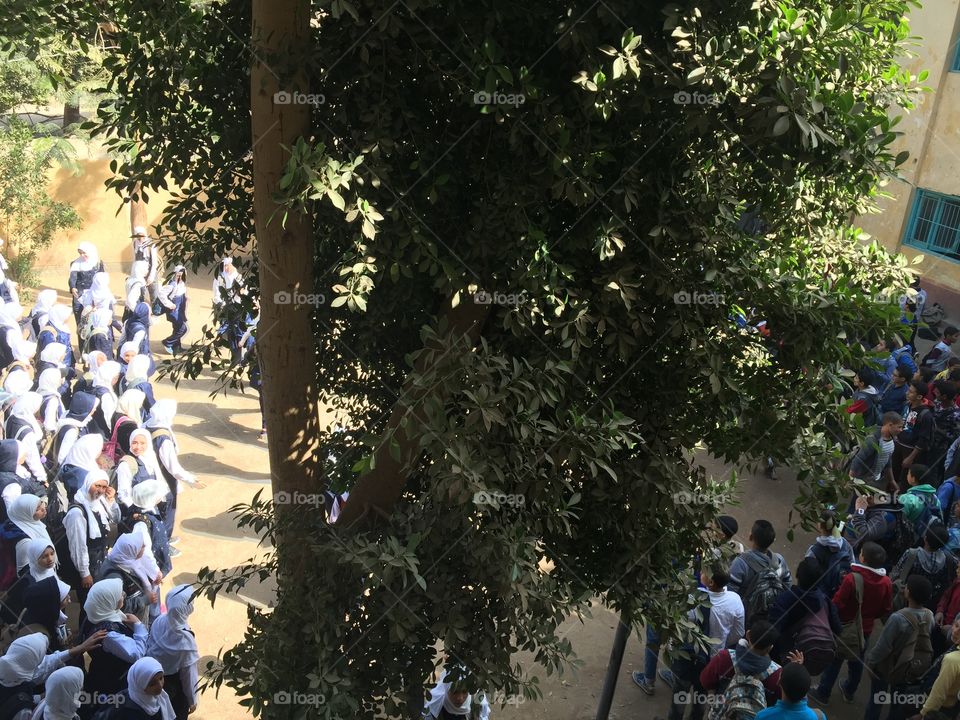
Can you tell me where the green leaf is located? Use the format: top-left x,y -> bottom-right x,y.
772,115 -> 790,136
686,66 -> 706,84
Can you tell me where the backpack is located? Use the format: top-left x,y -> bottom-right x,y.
902,490 -> 944,539
851,505 -> 916,569
101,415 -> 131,468
893,548 -> 957,611
706,649 -> 778,720
810,543 -> 850,597
108,456 -> 138,493
742,553 -> 786,620
794,603 -> 837,676
873,610 -> 934,685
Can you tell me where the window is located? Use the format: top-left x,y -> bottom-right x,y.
903,189 -> 960,260
953,38 -> 960,72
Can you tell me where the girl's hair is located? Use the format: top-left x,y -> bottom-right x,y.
819,508 -> 838,534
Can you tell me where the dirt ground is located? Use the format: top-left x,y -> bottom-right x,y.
33,262 -> 932,720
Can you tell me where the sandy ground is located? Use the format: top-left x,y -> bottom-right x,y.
31,263 -> 936,720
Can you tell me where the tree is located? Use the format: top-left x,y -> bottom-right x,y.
57,0 -> 922,717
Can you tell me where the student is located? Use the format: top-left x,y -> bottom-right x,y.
68,243 -> 104,328
52,391 -> 97,471
121,657 -> 178,720
7,392 -> 49,487
74,352 -> 106,397
212,258 -> 245,363
895,381 -> 936,487
846,495 -> 914,569
157,265 -> 188,356
146,585 -> 200,720
7,494 -> 53,573
120,358 -> 155,414
931,380 -> 960,486
28,290 -> 58,342
83,308 -> 116,358
805,509 -> 855,597
79,271 -> 114,313
847,370 -> 881,427
31,665 -> 85,720
880,365 -> 912,415
79,578 -> 147,695
654,563 -> 745,720
768,558 -> 842,666
915,615 -> 960,719
131,227 -> 161,304
922,326 -> 959,374
146,400 -> 202,545
118,304 -> 152,369
890,522 -> 957,614
728,520 -> 793,621
755,662 -> 821,719
124,261 -> 150,321
58,434 -> 104,498
716,515 -> 745,556
128,481 -> 173,580
239,311 -> 264,438
36,368 -> 65,437
115,430 -> 162,512
865,575 -> 935,720
813,541 -> 893,703
423,670 -> 491,720
900,462 -> 943,532
88,361 -> 122,439
699,618 -> 783,708
0,439 -> 34,520
36,306 -> 75,370
109,390 -> 145,463
850,412 -> 903,495
935,563 -> 960,647
61,471 -> 120,605
15,576 -> 73,652
34,343 -> 74,403
95,533 -> 157,624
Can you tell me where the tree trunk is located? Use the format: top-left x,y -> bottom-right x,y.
129,181 -> 148,233
336,294 -> 490,528
250,0 -> 319,536
62,100 -> 81,128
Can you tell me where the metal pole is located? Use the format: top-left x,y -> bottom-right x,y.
595,611 -> 631,720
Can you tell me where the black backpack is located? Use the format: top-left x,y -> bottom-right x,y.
742,553 -> 787,620
810,543 -> 850,597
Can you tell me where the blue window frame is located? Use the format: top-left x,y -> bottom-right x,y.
953,38 -> 960,72
903,189 -> 960,260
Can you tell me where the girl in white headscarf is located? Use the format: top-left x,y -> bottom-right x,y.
145,400 -> 202,546
63,471 -> 119,594
99,532 -> 157,623
89,361 -> 121,438
0,634 -> 72,696
80,578 -> 147,694
121,357 -> 154,414
116,429 -> 162,511
126,657 -> 175,720
423,671 -> 492,720
5,338 -> 36,377
36,369 -> 65,436
59,434 -> 103,497
79,272 -> 114,312
125,261 -> 150,316
36,306 -> 74,368
3,368 -> 33,400
29,290 -> 58,341
6,392 -> 47,485
146,585 -> 199,719
30,665 -> 84,720
82,307 -> 115,358
129,480 -> 173,582
52,393 -> 99,468
69,243 -> 103,328
24,538 -> 58,582
8,494 -> 52,571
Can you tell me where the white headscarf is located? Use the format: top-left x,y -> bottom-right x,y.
424,672 -> 490,720
119,341 -> 140,360
73,242 -> 100,271
31,289 -> 58,321
3,369 -> 33,399
125,262 -> 149,311
83,350 -> 106,371
10,392 -> 43,437
32,665 -> 84,720
37,368 -> 63,396
62,434 -> 103,472
0,632 -> 48,687
131,480 -> 168,513
146,585 -> 199,675
0,303 -> 24,329
9,495 -> 51,542
93,361 -> 121,390
24,538 -> 57,581
108,532 -> 154,591
145,399 -> 178,451
80,272 -> 113,310
47,305 -> 71,333
127,657 -> 175,720
83,578 -> 126,624
116,388 -> 146,420
39,343 -> 67,366
11,339 -> 36,364
72,469 -> 111,541
90,307 -> 113,330
125,356 -> 151,387
127,428 -> 162,479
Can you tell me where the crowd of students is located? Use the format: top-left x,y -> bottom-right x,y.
0,231 -> 207,720
631,329 -> 960,720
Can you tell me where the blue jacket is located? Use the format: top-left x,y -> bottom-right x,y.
879,382 -> 908,414
756,699 -> 822,719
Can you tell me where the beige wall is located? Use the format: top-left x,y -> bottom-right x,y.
858,0 -> 960,294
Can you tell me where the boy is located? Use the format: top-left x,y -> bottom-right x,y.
899,463 -> 944,535
850,411 -> 903,495
891,523 -> 956,614
922,326 -> 959,374
879,364 -> 911,414
865,575 -> 935,720
699,618 -> 782,708
728,521 -> 792,621
653,563 -> 745,720
756,663 -> 823,719
895,381 -> 935,487
915,615 -> 960,719
813,541 -> 893,703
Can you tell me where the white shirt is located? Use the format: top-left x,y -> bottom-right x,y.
1,482 -> 20,510
697,588 -> 745,655
156,440 -> 196,490
63,502 -> 120,577
103,623 -> 148,663
55,427 -> 81,466
40,397 -> 62,435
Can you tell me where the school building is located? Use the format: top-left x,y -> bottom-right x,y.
857,0 -> 960,307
